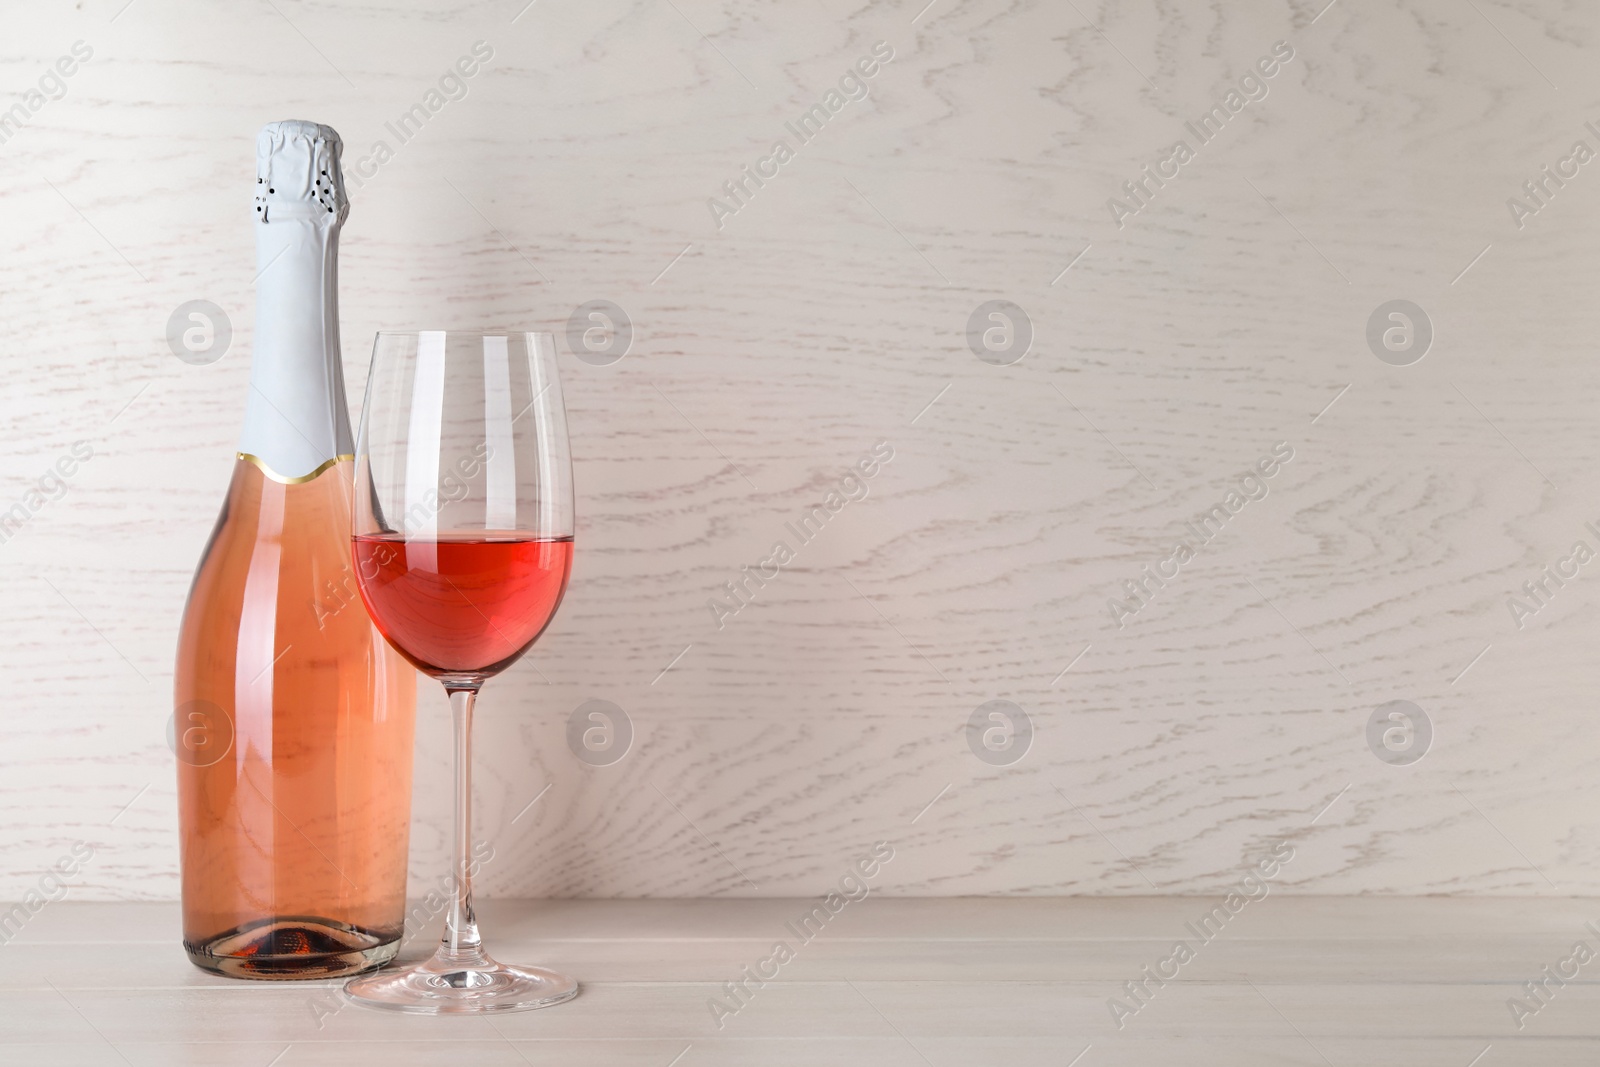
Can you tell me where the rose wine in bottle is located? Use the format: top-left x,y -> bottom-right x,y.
174,121 -> 416,979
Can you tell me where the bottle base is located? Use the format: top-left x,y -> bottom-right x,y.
184,916 -> 400,980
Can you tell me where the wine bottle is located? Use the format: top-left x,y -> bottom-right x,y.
174,120 -> 416,980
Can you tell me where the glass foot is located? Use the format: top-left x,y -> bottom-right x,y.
343,948 -> 578,1015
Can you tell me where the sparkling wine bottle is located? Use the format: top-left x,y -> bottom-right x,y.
174,121 -> 416,980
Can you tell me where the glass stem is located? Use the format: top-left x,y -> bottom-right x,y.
440,686 -> 486,967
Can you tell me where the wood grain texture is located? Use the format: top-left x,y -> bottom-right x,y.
6,898 -> 1600,1062
4,0 -> 1600,899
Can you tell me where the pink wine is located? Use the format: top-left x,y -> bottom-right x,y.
174,122 -> 415,980
352,534 -> 573,677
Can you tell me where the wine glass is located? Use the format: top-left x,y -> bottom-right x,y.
343,330 -> 577,1014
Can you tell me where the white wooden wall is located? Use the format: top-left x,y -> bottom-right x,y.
3,0 -> 1599,900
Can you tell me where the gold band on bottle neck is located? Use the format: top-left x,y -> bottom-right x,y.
238,452 -> 353,484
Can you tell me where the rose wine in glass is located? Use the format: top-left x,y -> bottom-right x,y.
344,330 -> 578,1014
351,534 -> 572,675
174,121 -> 416,979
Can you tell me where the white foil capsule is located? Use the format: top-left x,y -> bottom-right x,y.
238,120 -> 355,481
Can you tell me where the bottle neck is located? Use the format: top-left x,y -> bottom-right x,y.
238,213 -> 353,482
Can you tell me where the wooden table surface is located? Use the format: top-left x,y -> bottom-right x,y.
4,896 -> 1599,1065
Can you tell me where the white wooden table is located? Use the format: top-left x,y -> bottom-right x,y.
3,897 -> 1597,1064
